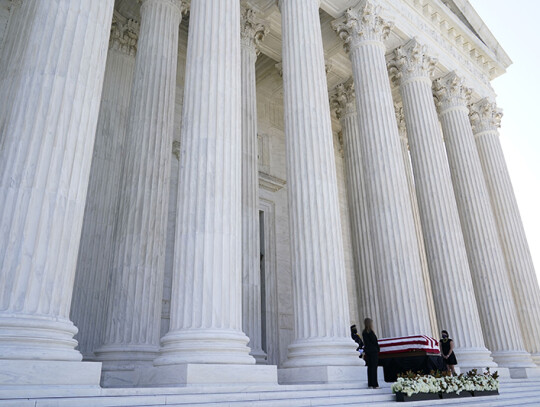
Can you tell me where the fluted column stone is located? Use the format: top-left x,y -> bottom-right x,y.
395,105 -> 439,339
330,81 -> 381,332
388,39 -> 493,367
240,6 -> 268,365
0,0 -> 114,384
95,0 -> 185,376
470,98 -> 540,366
333,2 -> 432,338
70,12 -> 139,360
154,0 -> 261,373
433,72 -> 534,369
277,0 -> 360,375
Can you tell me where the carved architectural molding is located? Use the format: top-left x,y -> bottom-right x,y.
258,171 -> 286,192
469,98 -> 503,135
329,79 -> 355,120
241,6 -> 268,55
110,11 -> 140,56
388,38 -> 437,86
332,1 -> 394,53
432,71 -> 471,114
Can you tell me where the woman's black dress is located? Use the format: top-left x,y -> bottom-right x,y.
440,338 -> 458,365
362,329 -> 380,388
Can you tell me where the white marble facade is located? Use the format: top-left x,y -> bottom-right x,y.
0,0 -> 540,390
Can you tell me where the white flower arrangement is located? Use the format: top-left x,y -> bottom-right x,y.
391,369 -> 499,397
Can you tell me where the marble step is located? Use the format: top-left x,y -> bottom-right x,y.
3,379 -> 539,407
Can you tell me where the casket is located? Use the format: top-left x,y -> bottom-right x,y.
377,335 -> 444,382
379,335 -> 440,356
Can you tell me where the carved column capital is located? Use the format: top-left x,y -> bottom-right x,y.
330,79 -> 355,120
332,1 -> 394,53
110,11 -> 140,56
432,71 -> 471,114
388,38 -> 437,86
469,98 -> 503,134
241,6 -> 268,55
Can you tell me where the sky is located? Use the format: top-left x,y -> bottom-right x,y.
467,0 -> 540,282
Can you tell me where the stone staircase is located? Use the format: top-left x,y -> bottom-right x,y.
1,378 -> 539,406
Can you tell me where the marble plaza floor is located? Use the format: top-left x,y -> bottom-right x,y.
1,377 -> 539,407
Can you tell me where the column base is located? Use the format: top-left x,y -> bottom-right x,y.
0,315 -> 81,361
282,338 -> 362,368
491,350 -> 536,369
143,363 -> 277,387
278,365 -> 383,385
453,347 -> 497,370
0,360 -> 101,387
155,328 -> 255,365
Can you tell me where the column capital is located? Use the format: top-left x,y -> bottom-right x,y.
469,98 -> 503,135
432,71 -> 471,114
110,11 -> 140,56
332,1 -> 394,53
330,79 -> 355,120
241,6 -> 268,55
388,38 -> 437,86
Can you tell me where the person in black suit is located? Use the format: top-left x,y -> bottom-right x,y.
362,318 -> 380,389
350,324 -> 364,357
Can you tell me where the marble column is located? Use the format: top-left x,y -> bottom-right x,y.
153,1 -> 273,384
95,0 -> 185,380
388,39 -> 493,367
470,97 -> 540,366
333,2 -> 432,338
330,81 -> 381,331
277,0 -> 360,378
240,6 -> 268,365
434,73 -> 535,371
394,105 -> 439,339
0,0 -> 113,385
70,11 -> 139,361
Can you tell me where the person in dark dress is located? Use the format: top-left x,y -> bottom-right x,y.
439,330 -> 458,375
362,318 -> 380,389
350,324 -> 364,358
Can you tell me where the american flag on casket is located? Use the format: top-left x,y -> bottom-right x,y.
378,335 -> 440,356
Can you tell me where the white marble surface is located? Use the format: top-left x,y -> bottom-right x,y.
333,2 -> 432,338
278,0 -> 359,374
330,81 -> 381,332
156,0 -> 255,368
71,11 -> 138,360
389,39 -> 493,368
471,98 -> 540,367
394,105 -> 439,339
0,0 -> 113,368
96,0 -> 184,371
435,72 -> 534,370
241,5 -> 267,365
